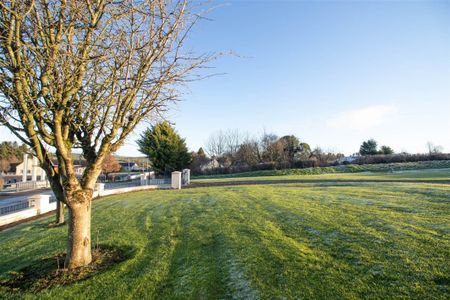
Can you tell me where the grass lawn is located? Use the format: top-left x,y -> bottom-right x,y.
193,168 -> 450,183
193,160 -> 450,182
1,182 -> 449,299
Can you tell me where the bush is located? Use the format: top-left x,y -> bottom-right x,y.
354,153 -> 450,165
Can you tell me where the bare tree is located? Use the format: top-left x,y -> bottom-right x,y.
102,154 -> 121,179
259,131 -> 278,162
205,130 -> 227,158
224,129 -> 242,156
0,0 -> 209,268
205,129 -> 244,167
427,141 -> 444,155
311,147 -> 343,165
235,139 -> 260,167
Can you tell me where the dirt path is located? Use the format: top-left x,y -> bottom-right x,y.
190,179 -> 450,188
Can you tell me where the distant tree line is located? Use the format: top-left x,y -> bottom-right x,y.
359,139 -> 394,155
354,139 -> 448,165
190,133 -> 449,175
353,153 -> 450,165
190,130 -> 344,175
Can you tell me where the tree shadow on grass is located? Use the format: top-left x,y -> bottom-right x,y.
0,243 -> 136,294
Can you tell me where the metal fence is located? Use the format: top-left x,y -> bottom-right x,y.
0,200 -> 34,216
13,180 -> 49,192
103,178 -> 170,190
148,178 -> 171,185
104,180 -> 141,190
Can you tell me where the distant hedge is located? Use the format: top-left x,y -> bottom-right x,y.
194,153 -> 450,176
353,153 -> 450,165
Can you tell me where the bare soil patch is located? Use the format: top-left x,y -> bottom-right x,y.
0,245 -> 133,293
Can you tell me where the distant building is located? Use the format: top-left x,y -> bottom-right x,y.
119,162 -> 140,172
337,156 -> 358,164
7,162 -> 20,175
4,156 -> 86,182
74,165 -> 86,176
200,158 -> 221,171
14,157 -> 46,179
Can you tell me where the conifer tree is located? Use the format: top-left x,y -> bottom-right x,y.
137,122 -> 191,175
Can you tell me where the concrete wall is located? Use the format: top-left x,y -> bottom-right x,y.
0,195 -> 56,227
0,207 -> 37,226
0,170 -> 189,228
0,184 -> 171,227
94,184 -> 171,197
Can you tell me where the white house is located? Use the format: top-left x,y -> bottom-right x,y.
337,156 -> 358,164
15,156 -> 46,181
200,158 -> 221,171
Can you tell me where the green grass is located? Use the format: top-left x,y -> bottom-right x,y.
1,182 -> 449,299
194,168 -> 450,183
193,160 -> 450,181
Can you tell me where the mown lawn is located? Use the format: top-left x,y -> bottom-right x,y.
193,160 -> 450,182
1,182 -> 449,299
194,168 -> 450,183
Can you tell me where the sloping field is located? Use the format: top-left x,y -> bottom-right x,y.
1,182 -> 449,299
193,160 -> 450,182
194,167 -> 450,183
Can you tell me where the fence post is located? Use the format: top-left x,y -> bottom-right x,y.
31,156 -> 38,182
95,183 -> 105,197
30,194 -> 51,214
182,169 -> 190,185
171,171 -> 182,189
140,174 -> 147,186
22,153 -> 28,183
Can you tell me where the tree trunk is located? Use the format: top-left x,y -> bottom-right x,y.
56,199 -> 65,224
65,192 -> 92,269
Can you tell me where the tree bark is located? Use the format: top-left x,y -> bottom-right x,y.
65,191 -> 92,269
56,199 -> 65,224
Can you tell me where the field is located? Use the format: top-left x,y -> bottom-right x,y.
0,174 -> 449,298
193,160 -> 450,181
194,168 -> 450,183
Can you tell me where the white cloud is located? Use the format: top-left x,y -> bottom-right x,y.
326,104 -> 396,130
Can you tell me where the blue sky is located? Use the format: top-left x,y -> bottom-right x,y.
162,0 -> 449,156
1,0 -> 449,156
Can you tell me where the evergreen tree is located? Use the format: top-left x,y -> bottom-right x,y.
137,122 -> 191,175
0,141 -> 28,161
359,139 -> 378,155
380,145 -> 394,155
